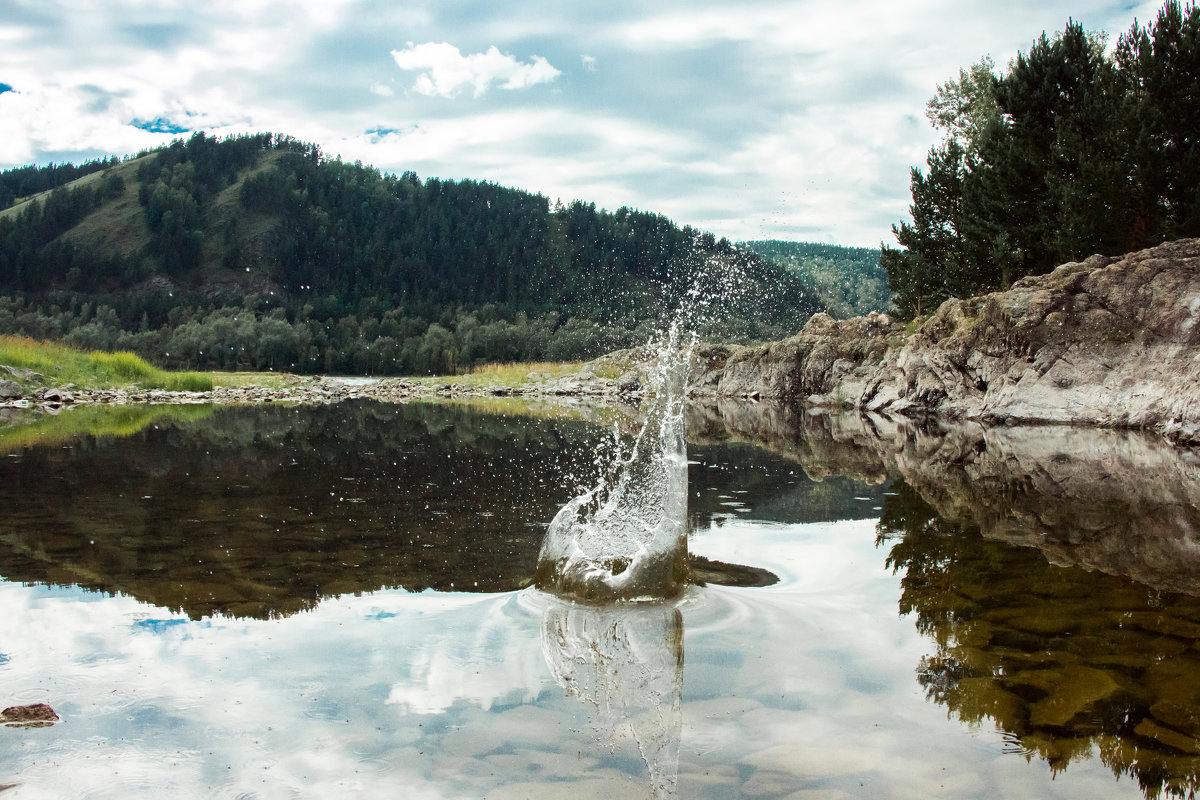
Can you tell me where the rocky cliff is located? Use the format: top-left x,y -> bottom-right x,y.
696,238 -> 1200,445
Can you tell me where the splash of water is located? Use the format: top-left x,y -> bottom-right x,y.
533,245 -> 757,602
534,318 -> 694,601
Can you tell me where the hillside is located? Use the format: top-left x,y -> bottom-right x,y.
740,240 -> 888,318
0,132 -> 822,374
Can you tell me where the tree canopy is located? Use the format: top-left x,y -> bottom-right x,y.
883,1 -> 1200,318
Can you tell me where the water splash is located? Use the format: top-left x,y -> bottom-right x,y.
534,245 -> 751,602
534,318 -> 695,601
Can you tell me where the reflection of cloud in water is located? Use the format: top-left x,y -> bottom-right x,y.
385,593 -> 546,715
540,595 -> 683,798
0,517 -> 1157,798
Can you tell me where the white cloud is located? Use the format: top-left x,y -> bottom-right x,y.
390,42 -> 561,98
0,0 -> 1177,245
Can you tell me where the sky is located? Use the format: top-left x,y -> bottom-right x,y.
0,0 -> 1164,247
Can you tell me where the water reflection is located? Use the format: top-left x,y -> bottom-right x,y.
0,401 -> 596,616
0,401 -> 794,618
4,398 -> 1200,797
540,595 -> 684,798
878,483 -> 1200,799
688,401 -> 1200,797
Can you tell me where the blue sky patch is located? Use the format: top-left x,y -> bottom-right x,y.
365,610 -> 399,620
130,116 -> 191,134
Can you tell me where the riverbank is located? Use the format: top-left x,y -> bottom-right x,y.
0,367 -> 628,410
2,237 -> 1198,445
692,237 -> 1200,446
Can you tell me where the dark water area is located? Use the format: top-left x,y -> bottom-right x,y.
1,399 -> 1199,798
0,401 -> 839,617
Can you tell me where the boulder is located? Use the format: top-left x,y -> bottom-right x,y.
1,703 -> 58,728
700,238 -> 1200,444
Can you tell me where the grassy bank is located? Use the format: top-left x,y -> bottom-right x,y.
411,361 -> 586,389
0,335 -> 213,391
209,371 -> 313,390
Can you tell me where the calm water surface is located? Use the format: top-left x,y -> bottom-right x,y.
1,400 -> 1199,798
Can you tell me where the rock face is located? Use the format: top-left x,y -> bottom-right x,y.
697,238 -> 1200,445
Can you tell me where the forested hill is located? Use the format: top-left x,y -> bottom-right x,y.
740,241 -> 888,318
0,132 -> 821,375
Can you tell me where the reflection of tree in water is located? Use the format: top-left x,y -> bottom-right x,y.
879,481 -> 1200,799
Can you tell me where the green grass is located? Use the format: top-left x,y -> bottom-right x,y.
413,361 -> 584,389
209,371 -> 310,390
0,335 -> 213,391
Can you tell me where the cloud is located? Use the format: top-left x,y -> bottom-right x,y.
390,42 -> 561,98
0,0 -> 1176,245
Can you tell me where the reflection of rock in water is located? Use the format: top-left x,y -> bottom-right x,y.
879,483 -> 1200,800
696,401 -> 1200,596
540,597 -> 683,798
536,323 -> 692,601
693,401 -> 1200,797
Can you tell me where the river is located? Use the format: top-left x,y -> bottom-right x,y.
0,399 -> 1198,798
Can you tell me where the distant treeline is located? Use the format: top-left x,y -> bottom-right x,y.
0,132 -> 820,373
0,296 -> 660,375
0,156 -> 121,211
883,0 -> 1200,317
741,240 -> 888,318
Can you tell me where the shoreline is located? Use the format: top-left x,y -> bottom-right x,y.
3,238 -> 1199,446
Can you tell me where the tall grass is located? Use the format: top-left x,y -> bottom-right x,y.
0,335 -> 213,391
409,360 -> 584,389
465,361 -> 582,381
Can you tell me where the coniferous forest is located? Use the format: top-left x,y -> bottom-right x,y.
883,0 -> 1200,317
740,241 -> 888,318
0,133 -> 820,374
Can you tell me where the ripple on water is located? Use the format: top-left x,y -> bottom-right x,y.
8,685 -> 54,704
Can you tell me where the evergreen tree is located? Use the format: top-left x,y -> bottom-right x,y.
885,2 -> 1200,317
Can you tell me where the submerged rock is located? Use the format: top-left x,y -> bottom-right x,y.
1,703 -> 59,728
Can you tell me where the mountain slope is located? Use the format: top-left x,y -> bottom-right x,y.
741,240 -> 889,318
0,133 -> 822,374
